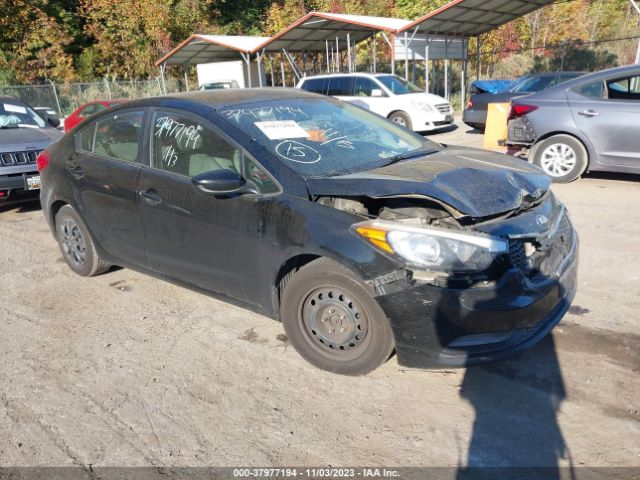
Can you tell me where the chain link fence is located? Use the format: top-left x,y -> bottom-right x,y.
0,78 -> 184,116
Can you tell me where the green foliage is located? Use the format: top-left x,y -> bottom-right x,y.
0,0 -> 637,83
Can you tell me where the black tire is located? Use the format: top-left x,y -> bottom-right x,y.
55,205 -> 110,277
388,111 -> 412,130
531,134 -> 588,183
280,258 -> 395,376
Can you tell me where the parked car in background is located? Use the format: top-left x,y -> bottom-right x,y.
63,99 -> 124,132
470,79 -> 515,95
0,96 -> 62,204
199,80 -> 240,90
40,89 -> 577,375
507,64 -> 640,183
34,107 -> 64,129
463,72 -> 585,131
297,73 -> 453,132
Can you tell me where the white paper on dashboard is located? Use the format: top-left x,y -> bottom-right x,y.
255,120 -> 309,140
4,104 -> 27,114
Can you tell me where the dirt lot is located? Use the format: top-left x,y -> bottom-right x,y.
1,121 -> 639,472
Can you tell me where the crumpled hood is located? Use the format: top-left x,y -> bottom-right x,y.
0,127 -> 62,152
305,146 -> 551,218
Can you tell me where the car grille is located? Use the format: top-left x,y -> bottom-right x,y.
0,150 -> 40,167
508,212 -> 575,279
435,103 -> 452,114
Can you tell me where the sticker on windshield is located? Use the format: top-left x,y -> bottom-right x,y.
4,104 -> 27,114
255,120 -> 309,140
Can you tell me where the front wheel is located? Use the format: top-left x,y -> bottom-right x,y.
388,111 -> 413,130
531,134 -> 588,183
280,258 -> 395,376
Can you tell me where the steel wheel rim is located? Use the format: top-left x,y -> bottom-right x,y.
61,218 -> 87,267
392,116 -> 407,127
299,286 -> 370,359
540,143 -> 577,177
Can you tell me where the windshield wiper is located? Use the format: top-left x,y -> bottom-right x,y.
386,148 -> 438,166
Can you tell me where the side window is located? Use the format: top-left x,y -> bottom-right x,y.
91,110 -> 144,162
152,110 -> 241,178
606,75 -> 640,100
327,77 -> 354,96
77,124 -> 96,152
576,80 -> 605,99
244,157 -> 279,194
354,77 -> 376,97
301,78 -> 325,94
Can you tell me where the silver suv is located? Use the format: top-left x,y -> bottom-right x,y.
0,96 -> 62,204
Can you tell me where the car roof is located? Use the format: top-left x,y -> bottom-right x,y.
301,73 -> 394,80
515,64 -> 640,100
141,87 -> 322,108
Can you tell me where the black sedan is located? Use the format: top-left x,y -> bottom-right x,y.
38,89 -> 578,375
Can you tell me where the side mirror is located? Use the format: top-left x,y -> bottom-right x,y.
371,88 -> 385,97
192,169 -> 257,195
47,115 -> 61,128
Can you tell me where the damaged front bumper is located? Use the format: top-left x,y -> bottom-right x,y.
373,207 -> 578,369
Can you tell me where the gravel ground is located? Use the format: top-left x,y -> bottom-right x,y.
0,121 -> 638,472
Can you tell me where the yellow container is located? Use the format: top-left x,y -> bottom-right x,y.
483,102 -> 510,153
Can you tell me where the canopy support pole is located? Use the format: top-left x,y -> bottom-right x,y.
372,35 -> 377,73
326,40 -> 330,73
183,66 -> 189,91
380,32 -> 394,74
256,49 -> 265,87
347,33 -> 352,72
425,39 -> 430,93
404,32 -> 409,80
269,56 -> 275,87
444,35 -> 449,100
282,49 -> 302,81
159,64 -> 167,94
476,35 -> 481,80
240,52 -> 252,88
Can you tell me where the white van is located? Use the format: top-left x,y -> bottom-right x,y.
296,73 -> 453,132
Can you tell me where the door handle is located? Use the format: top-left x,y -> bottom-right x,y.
139,189 -> 162,206
578,110 -> 600,117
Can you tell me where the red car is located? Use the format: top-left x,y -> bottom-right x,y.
63,100 -> 124,132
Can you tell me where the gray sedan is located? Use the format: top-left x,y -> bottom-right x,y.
507,64 -> 640,183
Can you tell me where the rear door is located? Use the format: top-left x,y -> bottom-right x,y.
568,73 -> 640,168
71,108 -> 147,265
137,108 -> 280,304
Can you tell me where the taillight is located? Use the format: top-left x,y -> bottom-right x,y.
467,99 -> 473,109
509,104 -> 538,120
36,150 -> 50,171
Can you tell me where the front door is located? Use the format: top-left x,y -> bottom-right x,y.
71,109 -> 147,266
569,73 -> 640,169
137,108 -> 279,305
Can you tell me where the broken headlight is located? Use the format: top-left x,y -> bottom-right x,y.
353,220 -> 508,273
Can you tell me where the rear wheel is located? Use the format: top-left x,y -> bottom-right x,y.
55,205 -> 110,276
531,134 -> 588,183
388,111 -> 412,130
280,258 -> 394,376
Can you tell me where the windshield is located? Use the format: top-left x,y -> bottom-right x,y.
512,76 -> 557,93
0,101 -> 46,129
218,97 -> 439,178
376,75 -> 423,95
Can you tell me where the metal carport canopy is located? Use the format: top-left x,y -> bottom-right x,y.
155,35 -> 270,66
397,0 -> 557,37
255,12 -> 412,52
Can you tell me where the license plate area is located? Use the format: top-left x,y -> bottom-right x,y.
26,175 -> 41,190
